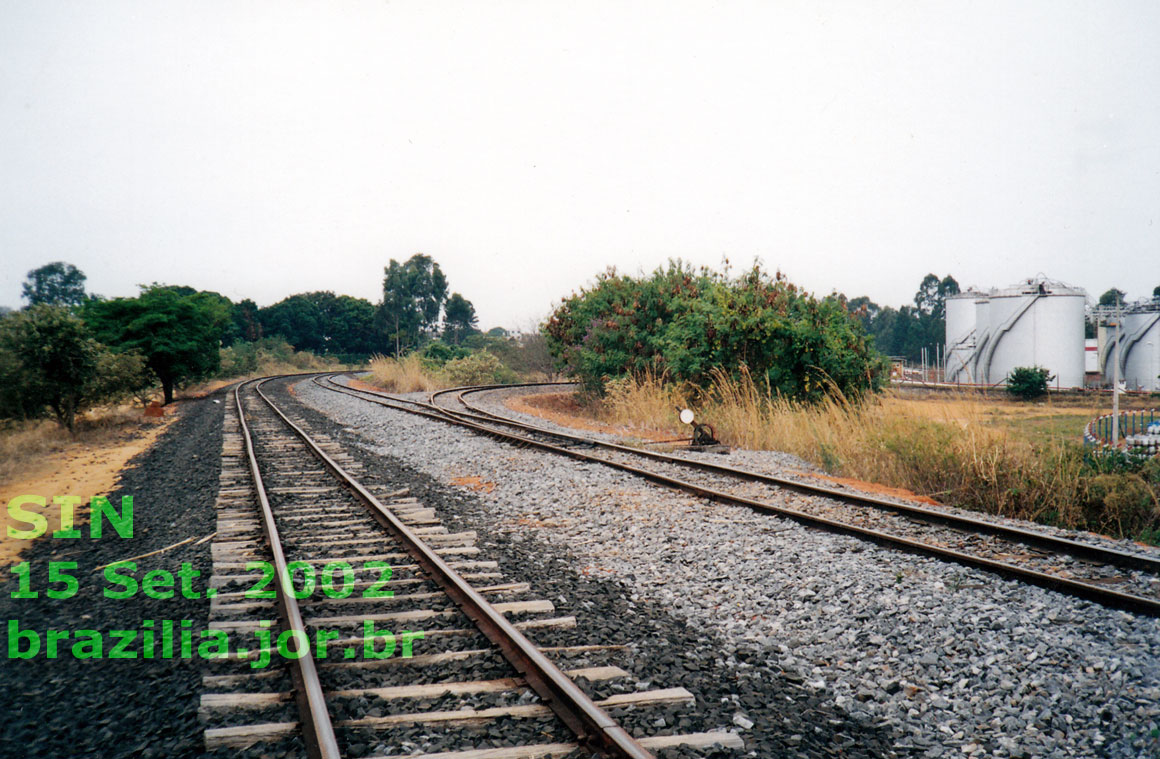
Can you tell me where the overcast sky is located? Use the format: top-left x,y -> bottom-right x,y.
2,1 -> 1158,329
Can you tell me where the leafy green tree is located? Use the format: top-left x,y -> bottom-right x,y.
1153,285 -> 1160,299
231,298 -> 262,342
259,293 -> 325,352
1007,366 -> 1053,400
443,293 -> 478,345
258,291 -> 377,357
0,329 -> 25,420
0,306 -> 99,431
328,295 -> 378,357
21,262 -> 88,308
846,296 -> 880,332
84,286 -> 229,404
849,274 -> 957,361
378,254 -> 448,355
1099,288 -> 1126,307
913,274 -> 960,319
92,349 -> 154,408
193,289 -> 243,345
544,261 -> 886,401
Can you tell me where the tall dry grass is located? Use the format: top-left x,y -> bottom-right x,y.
366,354 -> 446,393
600,373 -> 693,436
596,370 -> 1152,537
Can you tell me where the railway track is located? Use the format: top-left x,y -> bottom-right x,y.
200,377 -> 741,758
311,374 -> 1160,618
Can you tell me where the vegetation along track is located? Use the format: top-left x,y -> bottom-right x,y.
314,374 -> 1160,619
203,377 -> 740,758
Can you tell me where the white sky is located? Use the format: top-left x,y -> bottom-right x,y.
2,1 -> 1158,329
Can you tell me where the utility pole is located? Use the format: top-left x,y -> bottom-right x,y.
1111,298 -> 1122,446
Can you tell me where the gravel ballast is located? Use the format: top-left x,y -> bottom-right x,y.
294,378 -> 1160,759
269,379 -> 902,758
0,394 -> 224,759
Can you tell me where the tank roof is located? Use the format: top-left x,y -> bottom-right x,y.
990,274 -> 1086,298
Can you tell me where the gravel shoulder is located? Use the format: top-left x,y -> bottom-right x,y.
297,378 -> 1160,759
0,393 -> 224,759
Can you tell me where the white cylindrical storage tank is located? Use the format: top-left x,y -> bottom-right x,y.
984,282 -> 1086,389
1120,311 -> 1160,391
1101,322 -> 1123,386
969,296 -> 992,383
983,291 -> 1030,385
944,293 -> 977,383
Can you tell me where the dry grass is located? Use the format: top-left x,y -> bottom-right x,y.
595,370 -> 1159,539
365,354 -> 447,393
0,405 -> 158,486
600,372 -> 694,436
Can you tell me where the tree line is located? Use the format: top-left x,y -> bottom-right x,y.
1,255 -> 482,429
846,274 -> 960,363
9,257 -> 1155,431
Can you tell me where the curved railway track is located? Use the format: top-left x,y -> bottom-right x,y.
310,374 -> 1160,618
201,377 -> 739,758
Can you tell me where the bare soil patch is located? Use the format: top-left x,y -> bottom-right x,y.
793,471 -> 942,506
450,475 -> 497,493
347,375 -> 388,394
0,413 -> 176,566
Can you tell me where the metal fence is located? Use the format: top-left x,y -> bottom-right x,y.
1085,408 -> 1160,454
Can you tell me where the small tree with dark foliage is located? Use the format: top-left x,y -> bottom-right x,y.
1007,366 -> 1053,400
442,293 -> 478,345
21,262 -> 88,308
0,305 -> 151,431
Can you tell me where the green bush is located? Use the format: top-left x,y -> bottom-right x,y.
92,349 -> 154,407
1006,366 -> 1053,400
543,261 -> 887,402
1083,446 -> 1153,475
442,351 -> 517,386
1082,473 -> 1158,538
421,340 -> 470,365
218,342 -> 260,377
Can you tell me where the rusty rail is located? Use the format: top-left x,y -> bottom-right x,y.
233,380 -> 341,759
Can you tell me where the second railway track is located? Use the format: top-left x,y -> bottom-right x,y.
311,374 -> 1160,618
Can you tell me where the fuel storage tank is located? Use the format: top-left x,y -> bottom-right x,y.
969,278 -> 1087,388
1104,305 -> 1160,391
945,293 -> 980,383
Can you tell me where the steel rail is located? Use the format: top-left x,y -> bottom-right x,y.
252,377 -> 654,759
233,380 -> 342,759
314,375 -> 1160,618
